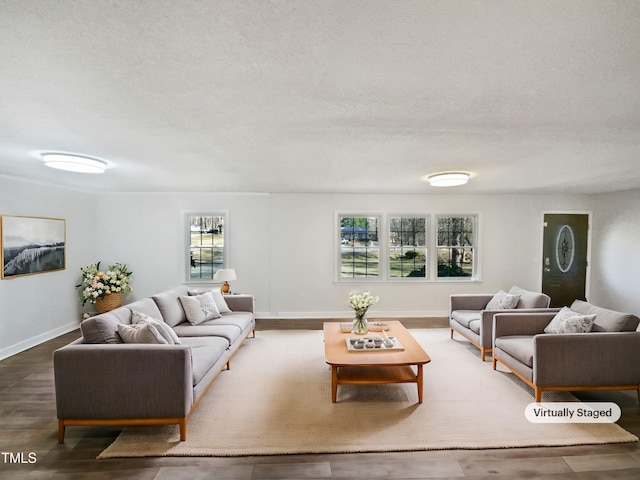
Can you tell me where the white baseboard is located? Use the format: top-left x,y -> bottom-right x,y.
0,321 -> 80,361
257,310 -> 448,319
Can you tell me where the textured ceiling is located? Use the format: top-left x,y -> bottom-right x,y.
1,0 -> 639,194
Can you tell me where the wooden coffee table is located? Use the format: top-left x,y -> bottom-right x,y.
323,321 -> 431,403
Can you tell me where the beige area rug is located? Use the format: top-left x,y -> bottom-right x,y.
99,328 -> 637,458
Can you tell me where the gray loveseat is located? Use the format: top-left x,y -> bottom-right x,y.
450,286 -> 553,360
492,300 -> 640,402
53,285 -> 255,443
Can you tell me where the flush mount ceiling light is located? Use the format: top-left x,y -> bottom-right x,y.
39,152 -> 108,174
425,172 -> 470,187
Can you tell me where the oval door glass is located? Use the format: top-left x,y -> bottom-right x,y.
555,224 -> 575,273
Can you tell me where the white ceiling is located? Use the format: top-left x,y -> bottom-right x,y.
1,0 -> 639,194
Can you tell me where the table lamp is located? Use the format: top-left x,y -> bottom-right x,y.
213,268 -> 237,294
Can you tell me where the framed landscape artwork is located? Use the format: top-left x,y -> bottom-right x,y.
1,215 -> 66,279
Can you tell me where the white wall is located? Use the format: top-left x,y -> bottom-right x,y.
589,189 -> 640,315
92,192 -> 271,311
268,193 -> 590,318
0,176 -> 95,360
89,190 -> 591,318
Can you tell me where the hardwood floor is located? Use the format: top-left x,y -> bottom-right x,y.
1,327 -> 639,479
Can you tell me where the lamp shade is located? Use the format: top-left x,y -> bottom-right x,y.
214,268 -> 237,282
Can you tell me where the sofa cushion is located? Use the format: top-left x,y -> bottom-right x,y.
468,319 -> 481,335
172,323 -> 242,344
451,310 -> 481,328
117,323 -> 168,344
131,310 -> 181,344
570,300 -> 633,332
508,286 -> 550,309
181,337 -> 230,386
211,311 -> 255,332
494,336 -> 535,367
179,293 -> 221,325
544,307 -> 596,334
80,307 -> 131,344
152,288 -> 189,327
126,297 -> 164,319
486,290 -> 520,310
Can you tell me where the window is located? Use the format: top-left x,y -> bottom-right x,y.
187,213 -> 226,281
436,216 -> 475,278
336,213 -> 478,282
389,216 -> 427,278
339,215 -> 380,278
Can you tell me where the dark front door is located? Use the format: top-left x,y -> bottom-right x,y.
542,213 -> 589,308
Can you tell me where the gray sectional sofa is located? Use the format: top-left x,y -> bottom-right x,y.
492,300 -> 640,402
53,285 -> 255,443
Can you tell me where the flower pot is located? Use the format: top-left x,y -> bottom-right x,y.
95,292 -> 122,313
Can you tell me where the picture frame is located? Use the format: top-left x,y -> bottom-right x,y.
1,215 -> 66,279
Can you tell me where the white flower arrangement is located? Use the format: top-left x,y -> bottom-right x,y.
77,262 -> 132,305
347,291 -> 380,317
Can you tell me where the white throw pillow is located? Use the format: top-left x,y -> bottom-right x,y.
209,290 -> 232,313
189,289 -> 232,313
544,307 -> 597,334
117,323 -> 168,344
486,290 -> 521,310
179,293 -> 221,325
131,310 -> 181,344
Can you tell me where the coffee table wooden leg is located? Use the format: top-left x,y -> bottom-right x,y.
331,366 -> 338,403
416,364 -> 423,403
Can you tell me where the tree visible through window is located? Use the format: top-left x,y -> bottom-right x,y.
389,216 -> 427,277
188,214 -> 225,281
340,215 -> 380,278
336,213 -> 478,281
437,216 -> 475,278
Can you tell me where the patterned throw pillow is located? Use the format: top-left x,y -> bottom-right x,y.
179,293 -> 221,325
131,310 -> 181,344
486,290 -> 521,310
189,289 -> 232,313
544,307 -> 597,334
117,323 -> 168,344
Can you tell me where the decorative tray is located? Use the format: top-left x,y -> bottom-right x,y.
366,322 -> 390,332
346,336 -> 404,352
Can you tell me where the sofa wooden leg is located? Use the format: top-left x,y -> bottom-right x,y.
57,420 -> 65,444
179,419 -> 187,441
449,328 -> 453,339
535,388 -> 542,402
492,356 -> 497,370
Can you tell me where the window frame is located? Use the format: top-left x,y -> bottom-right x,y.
335,212 -> 480,283
387,214 -> 429,281
337,213 -> 382,280
184,211 -> 229,283
434,214 -> 480,281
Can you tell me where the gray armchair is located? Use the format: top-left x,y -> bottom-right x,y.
492,300 -> 640,402
449,286 -> 553,360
